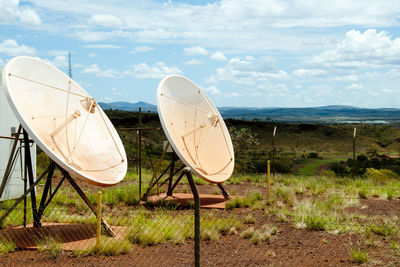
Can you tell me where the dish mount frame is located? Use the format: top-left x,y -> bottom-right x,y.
141,141 -> 230,202
0,125 -> 115,236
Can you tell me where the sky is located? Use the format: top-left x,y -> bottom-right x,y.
1,0 -> 400,108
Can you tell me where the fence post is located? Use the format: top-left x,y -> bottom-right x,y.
184,167 -> 200,267
353,127 -> 356,177
267,160 -> 271,198
96,191 -> 102,250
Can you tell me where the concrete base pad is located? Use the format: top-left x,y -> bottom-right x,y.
0,223 -> 127,251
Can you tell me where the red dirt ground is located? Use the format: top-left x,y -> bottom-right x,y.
1,181 -> 399,266
1,200 -> 399,266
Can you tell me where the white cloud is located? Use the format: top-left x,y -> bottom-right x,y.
0,39 -> 36,56
0,0 -> 41,25
208,56 -> 288,85
81,64 -> 101,74
84,44 -> 122,49
293,69 -> 326,77
89,53 -> 97,58
184,46 -> 208,56
185,59 -> 203,65
204,86 -> 222,95
81,64 -> 121,78
89,14 -> 123,27
17,6 -> 41,25
124,62 -> 183,79
130,46 -> 154,53
44,55 -> 68,67
312,29 -> 400,69
103,96 -> 113,102
210,51 -> 227,61
25,0 -> 400,54
0,58 -> 4,66
332,74 -> 358,82
346,83 -> 363,90
74,30 -> 132,42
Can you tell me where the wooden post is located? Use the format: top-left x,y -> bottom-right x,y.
138,107 -> 142,198
267,160 -> 271,198
96,191 -> 102,250
272,126 -> 276,177
353,127 -> 356,176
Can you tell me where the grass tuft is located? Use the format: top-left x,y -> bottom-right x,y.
0,239 -> 16,254
37,236 -> 62,258
350,248 -> 368,264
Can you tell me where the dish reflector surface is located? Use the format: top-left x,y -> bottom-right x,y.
2,56 -> 127,187
157,75 -> 234,183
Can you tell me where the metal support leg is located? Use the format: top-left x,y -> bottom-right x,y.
23,130 -> 40,228
0,164 -> 52,229
37,162 -> 56,221
167,153 -> 177,195
62,170 -> 115,237
185,168 -> 200,267
217,184 -> 231,200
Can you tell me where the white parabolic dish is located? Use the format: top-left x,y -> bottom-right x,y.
2,56 -> 127,187
157,75 -> 234,183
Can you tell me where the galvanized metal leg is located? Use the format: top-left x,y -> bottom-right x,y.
23,130 -> 40,228
61,169 -> 115,237
217,184 -> 231,200
184,168 -> 200,267
37,162 -> 56,221
167,153 -> 177,195
0,164 -> 53,229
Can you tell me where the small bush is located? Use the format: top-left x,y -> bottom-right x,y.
76,238 -> 132,256
240,227 -> 255,239
37,237 -> 62,258
358,189 -> 369,199
350,248 -> 368,264
368,223 -> 397,237
319,169 -> 335,178
243,215 -> 256,224
0,240 -> 16,254
390,240 -> 399,251
304,215 -> 327,231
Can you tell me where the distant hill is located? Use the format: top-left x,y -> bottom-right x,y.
99,101 -> 400,123
98,101 -> 157,113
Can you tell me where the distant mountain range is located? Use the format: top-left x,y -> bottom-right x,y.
98,101 -> 400,123
99,101 -> 158,113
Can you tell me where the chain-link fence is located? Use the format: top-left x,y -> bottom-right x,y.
0,170 -> 399,266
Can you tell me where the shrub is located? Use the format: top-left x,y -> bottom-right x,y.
319,169 -> 336,178
350,248 -> 368,264
0,240 -> 15,254
37,237 -> 62,258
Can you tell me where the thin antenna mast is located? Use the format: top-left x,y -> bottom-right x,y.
68,52 -> 72,78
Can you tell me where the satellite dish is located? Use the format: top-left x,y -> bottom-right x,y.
157,75 -> 234,183
2,56 -> 127,187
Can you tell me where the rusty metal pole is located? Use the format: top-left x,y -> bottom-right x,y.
185,168 -> 200,267
138,107 -> 142,198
